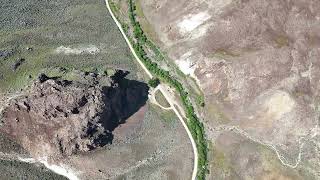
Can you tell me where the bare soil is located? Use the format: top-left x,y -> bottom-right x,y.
137,0 -> 320,179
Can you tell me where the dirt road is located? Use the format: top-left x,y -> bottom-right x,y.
105,1 -> 198,179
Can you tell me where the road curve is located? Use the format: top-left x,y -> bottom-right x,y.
150,87 -> 173,110
104,1 -> 198,179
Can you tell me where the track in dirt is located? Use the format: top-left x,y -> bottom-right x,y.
104,1 -> 198,179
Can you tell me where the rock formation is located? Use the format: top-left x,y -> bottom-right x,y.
0,71 -> 149,159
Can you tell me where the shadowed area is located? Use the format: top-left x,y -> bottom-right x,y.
94,70 -> 149,146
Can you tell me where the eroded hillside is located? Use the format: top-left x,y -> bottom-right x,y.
137,0 -> 320,179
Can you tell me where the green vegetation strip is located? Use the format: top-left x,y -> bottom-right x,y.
111,0 -> 209,179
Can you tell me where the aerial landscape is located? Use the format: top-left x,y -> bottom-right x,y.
0,0 -> 319,180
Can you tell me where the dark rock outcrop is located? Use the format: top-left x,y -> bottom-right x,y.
11,58 -> 25,71
0,49 -> 14,59
0,71 -> 149,159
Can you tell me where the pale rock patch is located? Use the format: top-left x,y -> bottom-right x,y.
175,51 -> 202,87
189,23 -> 212,40
206,73 -> 213,78
177,11 -> 211,34
206,0 -> 233,14
176,59 -> 195,75
19,157 -> 80,180
176,51 -> 195,75
249,90 -> 296,128
263,91 -> 295,121
55,45 -> 100,55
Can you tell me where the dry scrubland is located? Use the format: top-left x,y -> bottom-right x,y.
0,0 -> 193,179
0,0 -> 137,92
132,0 -> 320,179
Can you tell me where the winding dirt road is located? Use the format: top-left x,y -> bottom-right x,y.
105,1 -> 198,179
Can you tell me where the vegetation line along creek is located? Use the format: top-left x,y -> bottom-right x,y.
105,0 -> 209,179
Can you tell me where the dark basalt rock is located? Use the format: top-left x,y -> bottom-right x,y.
0,71 -> 149,159
11,58 -> 25,71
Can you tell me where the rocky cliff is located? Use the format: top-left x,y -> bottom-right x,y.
0,71 -> 149,159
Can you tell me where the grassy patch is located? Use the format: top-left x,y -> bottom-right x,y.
0,0 -> 137,93
0,133 -> 27,154
155,90 -> 170,108
274,35 -> 289,48
205,103 -> 230,124
196,94 -> 205,107
209,143 -> 233,177
155,106 -> 177,125
208,49 -> 239,59
135,0 -> 159,44
147,103 -> 177,126
0,159 -> 67,180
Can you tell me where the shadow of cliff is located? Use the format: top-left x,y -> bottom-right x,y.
93,70 -> 149,147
